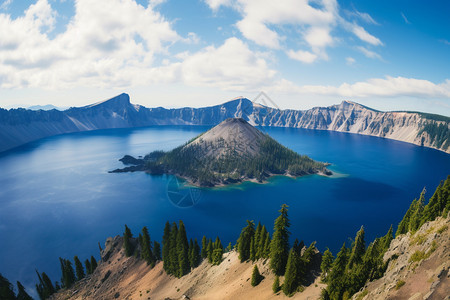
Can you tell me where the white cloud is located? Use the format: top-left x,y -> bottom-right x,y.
357,46 -> 381,60
401,12 -> 411,24
181,37 -> 276,90
0,0 -> 12,11
346,57 -> 355,65
205,0 -> 381,64
287,49 -> 318,63
270,77 -> 450,99
346,9 -> 379,25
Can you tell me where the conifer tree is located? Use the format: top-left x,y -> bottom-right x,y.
282,247 -> 301,295
254,222 -> 262,258
347,226 -> 365,270
272,275 -> 280,293
123,224 -> 133,257
16,281 -> 33,300
327,243 -> 348,300
270,204 -> 290,275
168,222 -> 179,275
207,239 -> 213,263
409,189 -> 425,232
84,259 -> 92,275
90,256 -> 98,272
162,221 -> 171,271
250,236 -> 256,261
320,248 -> 334,282
263,231 -> 271,258
73,256 -> 85,281
0,273 -> 16,300
237,220 -> 255,262
154,241 -> 162,260
396,199 -> 417,236
192,238 -> 201,267
381,225 -> 393,252
251,265 -> 262,286
201,236 -> 208,258
226,242 -> 232,252
177,221 -> 190,277
59,258 -> 75,288
188,239 -> 195,268
141,226 -> 155,266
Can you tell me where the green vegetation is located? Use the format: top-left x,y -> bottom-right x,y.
272,275 -> 281,293
270,204 -> 290,276
116,123 -> 329,186
0,276 -> 33,300
395,280 -> 405,290
251,265 -> 263,287
123,224 -> 133,257
73,256 -> 85,281
320,248 -> 334,282
417,122 -> 450,150
437,224 -> 448,234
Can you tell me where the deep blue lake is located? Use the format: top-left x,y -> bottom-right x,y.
0,126 -> 449,295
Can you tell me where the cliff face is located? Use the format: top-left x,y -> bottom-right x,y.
0,94 -> 449,153
352,215 -> 449,300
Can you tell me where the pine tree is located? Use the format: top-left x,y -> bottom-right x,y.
396,199 -> 417,237
201,236 -> 208,258
226,242 -> 232,252
250,236 -> 256,261
207,239 -> 213,263
320,248 -> 334,282
409,189 -> 425,232
237,220 -> 255,262
154,241 -> 162,260
282,247 -> 300,296
123,224 -> 133,257
381,225 -> 393,252
251,265 -> 262,286
168,222 -> 179,276
177,221 -> 190,277
347,226 -> 365,270
141,226 -> 155,266
90,256 -> 98,272
192,238 -> 201,267
272,275 -> 280,293
270,204 -> 290,275
162,221 -> 171,271
0,273 -> 16,300
74,256 -> 85,281
85,259 -> 92,275
59,258 -> 75,288
327,243 -> 348,300
16,281 -> 33,300
254,222 -> 262,259
188,239 -> 195,268
263,230 -> 271,258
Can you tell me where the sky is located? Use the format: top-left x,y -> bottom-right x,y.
0,0 -> 449,115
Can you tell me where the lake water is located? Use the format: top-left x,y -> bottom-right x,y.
0,126 -> 449,295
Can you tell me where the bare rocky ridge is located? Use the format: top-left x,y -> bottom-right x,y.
0,94 -> 448,153
352,215 -> 449,300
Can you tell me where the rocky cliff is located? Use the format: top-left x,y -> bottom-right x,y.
352,215 -> 449,300
1,93 -> 448,153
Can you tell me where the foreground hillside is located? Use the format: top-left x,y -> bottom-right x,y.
1,94 -> 449,153
48,217 -> 449,300
50,236 -> 324,300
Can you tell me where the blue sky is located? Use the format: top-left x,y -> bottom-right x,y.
0,0 -> 449,115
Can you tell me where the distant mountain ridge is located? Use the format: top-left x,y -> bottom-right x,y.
0,93 -> 449,153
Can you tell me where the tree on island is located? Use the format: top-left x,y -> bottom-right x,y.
270,204 -> 290,276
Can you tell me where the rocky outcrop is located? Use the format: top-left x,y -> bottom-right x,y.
352,216 -> 450,300
1,94 -> 449,153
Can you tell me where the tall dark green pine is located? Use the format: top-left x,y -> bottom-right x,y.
396,199 -> 417,237
154,241 -> 162,260
16,281 -> 33,300
272,275 -> 280,293
421,182 -> 443,225
60,258 -> 75,288
123,224 -> 133,257
90,256 -> 98,272
381,225 -> 394,252
282,246 -> 300,296
237,220 -> 255,262
0,273 -> 16,300
347,226 -> 365,270
320,248 -> 334,282
162,221 -> 171,271
254,222 -> 262,259
177,221 -> 190,277
207,239 -> 213,263
193,238 -> 201,267
327,243 -> 348,300
141,226 -> 155,266
212,237 -> 224,265
250,236 -> 256,261
201,236 -> 208,258
188,239 -> 195,268
168,222 -> 179,276
409,189 -> 425,232
73,256 -> 85,281
270,204 -> 290,275
263,231 -> 271,258
85,259 -> 92,275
